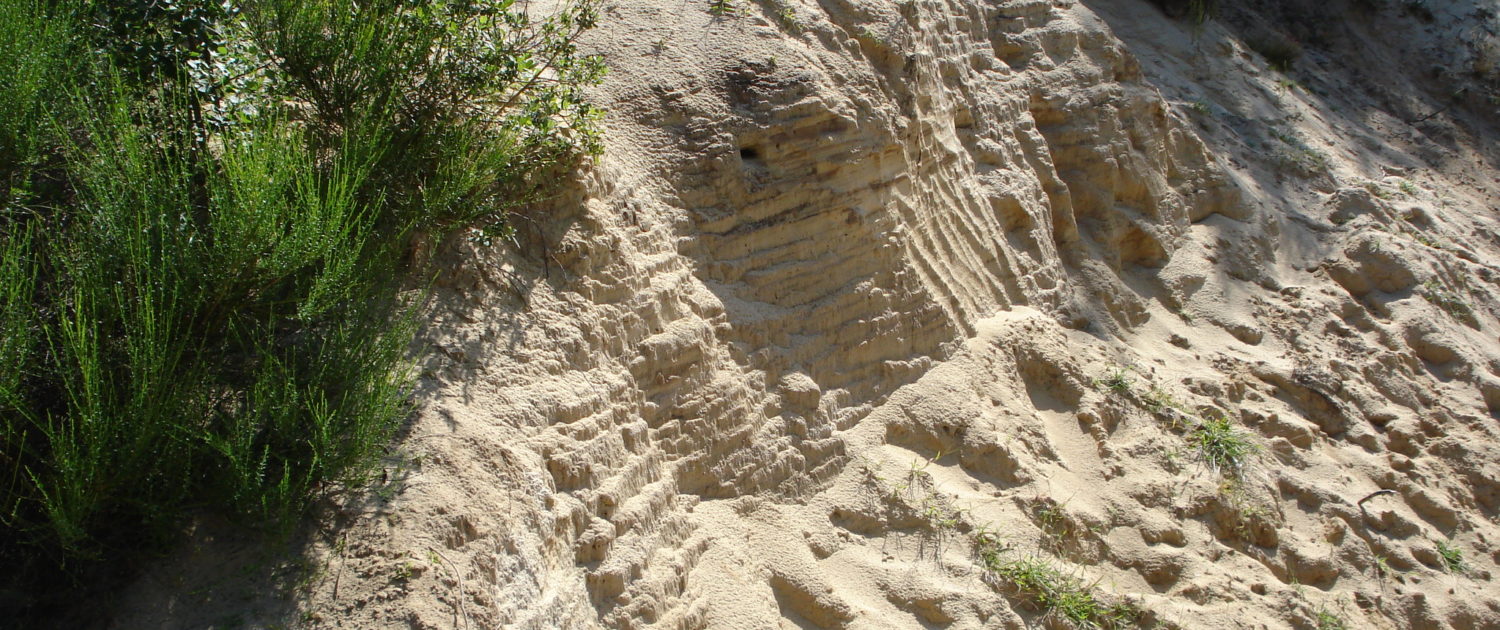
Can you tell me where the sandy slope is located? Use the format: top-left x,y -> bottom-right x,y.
116,0 -> 1500,628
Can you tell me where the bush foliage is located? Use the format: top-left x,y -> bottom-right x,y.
0,0 -> 602,614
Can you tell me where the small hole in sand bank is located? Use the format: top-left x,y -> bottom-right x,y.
739,146 -> 761,162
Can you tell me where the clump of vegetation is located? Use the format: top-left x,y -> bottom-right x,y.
917,494 -> 965,558
1373,554 -> 1395,579
1274,146 -> 1330,176
1143,385 -> 1180,415
883,470 -> 1141,627
1412,232 -> 1445,249
1400,0 -> 1435,23
1248,29 -> 1303,72
1035,501 -> 1072,541
1151,0 -> 1216,24
775,4 -> 802,32
1420,279 -> 1476,325
0,0 -> 603,617
977,544 -> 1139,630
1189,412 -> 1261,477
1315,606 -> 1349,630
1095,366 -> 1134,395
1268,127 -> 1330,176
1218,477 -> 1278,544
708,0 -> 738,16
1436,539 -> 1468,575
1363,179 -> 1394,199
1135,379 -> 1263,481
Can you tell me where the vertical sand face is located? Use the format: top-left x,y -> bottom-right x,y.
119,1 -> 1500,628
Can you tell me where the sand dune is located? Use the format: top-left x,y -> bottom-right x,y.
118,1 -> 1500,628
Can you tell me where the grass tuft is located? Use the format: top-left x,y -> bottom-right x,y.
1315,606 -> 1348,630
1420,279 -> 1476,325
986,554 -> 1139,629
708,0 -> 737,16
1436,539 -> 1468,575
1095,366 -> 1134,395
1189,412 -> 1260,477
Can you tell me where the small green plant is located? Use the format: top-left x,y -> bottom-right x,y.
1096,366 -> 1133,394
1436,539 -> 1468,575
1421,279 -> 1475,324
857,26 -> 885,45
1143,386 -> 1179,414
1398,179 -> 1418,196
1036,503 -> 1069,536
974,527 -> 1009,570
1188,98 -> 1212,114
923,498 -> 963,531
708,0 -> 737,16
1219,479 -> 1276,543
1373,554 -> 1395,578
1413,233 -> 1444,249
1033,500 -> 1076,554
1363,180 -> 1393,198
1189,412 -> 1260,477
776,5 -> 802,32
1315,606 -> 1348,630
919,494 -> 965,557
1270,139 -> 1330,177
975,521 -> 1138,627
893,450 -> 943,499
392,559 -> 419,583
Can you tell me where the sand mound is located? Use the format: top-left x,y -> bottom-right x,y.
117,1 -> 1500,628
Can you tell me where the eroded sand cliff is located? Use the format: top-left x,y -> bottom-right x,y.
120,1 -> 1500,628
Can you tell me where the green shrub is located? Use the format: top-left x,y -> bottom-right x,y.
1248,30 -> 1303,72
1151,0 -> 1215,24
0,0 -> 69,197
0,0 -> 602,617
